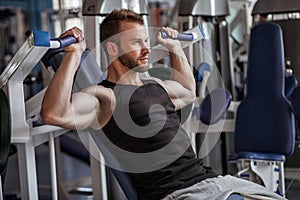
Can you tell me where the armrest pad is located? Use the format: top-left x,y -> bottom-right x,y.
199,88 -> 232,125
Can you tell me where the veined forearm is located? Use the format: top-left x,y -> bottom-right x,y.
169,47 -> 196,92
41,52 -> 82,123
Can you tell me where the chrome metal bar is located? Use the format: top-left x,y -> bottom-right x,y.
0,31 -> 50,87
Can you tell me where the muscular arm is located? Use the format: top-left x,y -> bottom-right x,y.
156,27 -> 196,110
40,27 -> 102,130
41,54 -> 102,130
41,51 -> 82,128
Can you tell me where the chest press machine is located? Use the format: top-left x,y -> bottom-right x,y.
0,26 -> 203,199
0,24 -> 242,199
0,31 -> 80,199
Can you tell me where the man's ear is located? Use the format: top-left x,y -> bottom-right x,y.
106,41 -> 119,57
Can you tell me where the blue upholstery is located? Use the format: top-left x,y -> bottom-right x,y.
194,62 -> 232,125
195,62 -> 211,82
200,88 -> 232,125
236,152 -> 285,162
289,86 -> 300,119
285,75 -> 297,99
234,22 -> 295,157
227,193 -> 244,200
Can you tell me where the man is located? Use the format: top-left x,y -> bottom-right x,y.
41,9 -> 286,200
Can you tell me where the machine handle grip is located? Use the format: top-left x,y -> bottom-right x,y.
50,36 -> 77,49
160,32 -> 197,41
59,35 -> 77,47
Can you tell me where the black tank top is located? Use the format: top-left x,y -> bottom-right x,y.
98,79 -> 217,200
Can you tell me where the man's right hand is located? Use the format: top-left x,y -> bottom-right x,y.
59,26 -> 86,53
157,27 -> 181,52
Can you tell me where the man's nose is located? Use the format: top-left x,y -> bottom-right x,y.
141,43 -> 151,53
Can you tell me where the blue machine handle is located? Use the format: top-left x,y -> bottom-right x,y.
160,31 -> 195,41
50,35 -> 77,48
59,35 -> 77,47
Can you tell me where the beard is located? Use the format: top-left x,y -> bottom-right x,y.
118,50 -> 150,73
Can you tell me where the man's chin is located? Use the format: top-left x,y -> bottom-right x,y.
133,64 -> 150,73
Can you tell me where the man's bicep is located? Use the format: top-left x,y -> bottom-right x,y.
163,80 -> 193,110
71,92 -> 101,130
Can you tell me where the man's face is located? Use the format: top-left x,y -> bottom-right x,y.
117,22 -> 150,72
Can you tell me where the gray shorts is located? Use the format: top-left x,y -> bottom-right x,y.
161,175 -> 287,200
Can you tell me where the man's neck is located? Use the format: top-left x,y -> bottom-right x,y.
106,64 -> 143,86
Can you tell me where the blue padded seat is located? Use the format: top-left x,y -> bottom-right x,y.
234,22 -> 296,196
236,152 -> 285,162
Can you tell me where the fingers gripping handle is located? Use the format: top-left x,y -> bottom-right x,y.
59,36 -> 77,47
50,36 -> 77,49
160,32 -> 198,41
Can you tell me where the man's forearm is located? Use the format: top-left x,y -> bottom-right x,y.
41,52 -> 82,124
169,47 -> 196,92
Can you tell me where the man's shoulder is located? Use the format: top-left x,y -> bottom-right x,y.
82,84 -> 111,92
81,85 -> 114,99
141,77 -> 163,84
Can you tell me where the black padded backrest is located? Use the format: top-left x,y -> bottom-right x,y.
41,48 -> 103,91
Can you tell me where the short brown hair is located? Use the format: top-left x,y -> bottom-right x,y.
100,9 -> 144,43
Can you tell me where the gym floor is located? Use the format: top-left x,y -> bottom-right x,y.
3,134 -> 300,200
